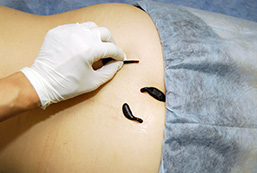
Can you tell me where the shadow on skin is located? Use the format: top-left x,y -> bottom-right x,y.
0,83 -> 103,152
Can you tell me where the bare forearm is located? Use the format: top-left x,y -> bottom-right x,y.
0,72 -> 40,122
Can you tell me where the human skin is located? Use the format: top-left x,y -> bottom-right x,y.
0,3 -> 165,172
0,72 -> 40,121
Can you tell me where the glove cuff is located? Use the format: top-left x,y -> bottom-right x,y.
20,67 -> 51,109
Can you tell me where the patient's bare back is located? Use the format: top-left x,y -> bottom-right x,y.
0,3 -> 165,172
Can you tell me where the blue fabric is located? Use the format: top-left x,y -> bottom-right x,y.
1,0 -> 256,172
0,0 -> 256,22
135,1 -> 257,172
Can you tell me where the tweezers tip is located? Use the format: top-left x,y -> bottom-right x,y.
123,59 -> 140,64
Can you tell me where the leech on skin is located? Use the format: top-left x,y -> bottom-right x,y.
140,87 -> 166,102
122,103 -> 143,123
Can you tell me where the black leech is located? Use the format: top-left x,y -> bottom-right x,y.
122,103 -> 143,123
140,87 -> 166,102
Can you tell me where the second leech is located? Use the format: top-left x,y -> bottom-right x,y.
122,103 -> 143,123
140,87 -> 166,102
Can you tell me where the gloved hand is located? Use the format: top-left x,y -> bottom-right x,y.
20,22 -> 125,109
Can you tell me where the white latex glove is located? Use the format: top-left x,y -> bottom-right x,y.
20,22 -> 125,109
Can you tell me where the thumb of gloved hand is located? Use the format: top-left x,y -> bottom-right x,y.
20,22 -> 125,109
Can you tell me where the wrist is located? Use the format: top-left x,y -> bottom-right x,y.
20,67 -> 53,109
16,71 -> 41,109
8,72 -> 41,112
0,72 -> 40,121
